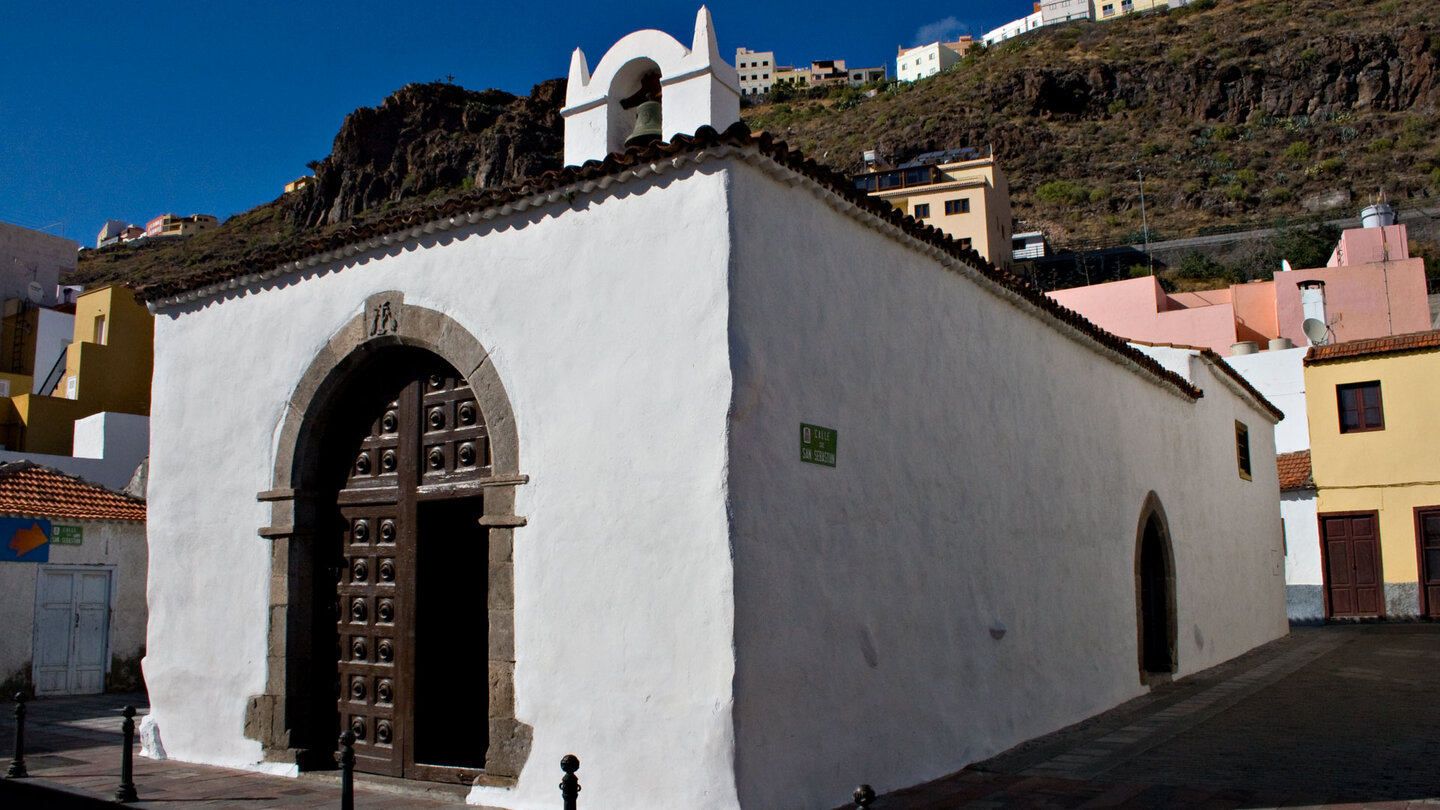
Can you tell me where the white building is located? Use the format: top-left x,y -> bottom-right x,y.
0,462 -> 147,696
139,10 -> 1288,810
1041,0 -> 1095,24
983,12 -> 1044,45
734,47 -> 775,97
896,40 -> 969,83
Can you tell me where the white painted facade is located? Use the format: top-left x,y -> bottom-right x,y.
0,221 -> 74,308
896,42 -> 961,83
0,519 -> 147,693
1041,0 -> 1095,24
34,307 -> 75,394
1223,348 -> 1308,454
142,14 -> 1287,810
562,8 -> 740,166
1281,490 -> 1322,622
144,153 -> 1288,809
984,12 -> 1045,45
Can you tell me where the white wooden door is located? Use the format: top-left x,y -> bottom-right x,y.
33,568 -> 111,695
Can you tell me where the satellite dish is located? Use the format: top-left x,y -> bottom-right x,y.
1281,259 -> 1293,272
1302,318 -> 1329,345
26,281 -> 43,304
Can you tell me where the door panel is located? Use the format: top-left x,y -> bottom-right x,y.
33,568 -> 111,695
1321,512 -> 1383,618
330,357 -> 488,781
1417,509 -> 1440,617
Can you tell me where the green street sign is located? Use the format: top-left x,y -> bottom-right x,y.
800,423 -> 837,467
53,525 -> 83,546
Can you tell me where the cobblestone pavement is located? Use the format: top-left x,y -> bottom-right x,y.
6,625 -> 1440,808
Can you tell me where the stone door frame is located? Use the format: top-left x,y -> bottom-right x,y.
250,291 -> 531,784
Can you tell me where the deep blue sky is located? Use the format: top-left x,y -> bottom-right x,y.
1,2 -> 1033,247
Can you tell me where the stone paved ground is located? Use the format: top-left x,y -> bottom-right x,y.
6,625 -> 1440,808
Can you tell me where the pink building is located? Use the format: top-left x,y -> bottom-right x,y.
1048,219 -> 1429,356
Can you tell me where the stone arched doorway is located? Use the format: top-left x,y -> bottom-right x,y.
1134,493 -> 1177,684
250,292 -> 531,786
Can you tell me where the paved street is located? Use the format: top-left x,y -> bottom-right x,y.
5,624 -> 1440,808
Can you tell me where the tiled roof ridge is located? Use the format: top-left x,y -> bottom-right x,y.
0,460 -> 147,521
1276,449 -> 1314,491
136,122 -> 1202,403
1304,328 -> 1440,365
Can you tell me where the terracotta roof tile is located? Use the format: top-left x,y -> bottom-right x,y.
1305,329 -> 1440,365
1276,450 -> 1313,491
136,123 -> 1204,404
0,462 -> 145,521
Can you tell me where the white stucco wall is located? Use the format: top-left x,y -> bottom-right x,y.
1281,490 -> 1323,622
725,165 -> 1287,809
1224,348 -> 1308,454
0,519 -> 147,690
34,308 -> 74,393
147,168 -> 739,808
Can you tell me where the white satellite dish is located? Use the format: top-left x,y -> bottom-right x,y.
1302,318 -> 1329,345
1281,259 -> 1293,272
26,281 -> 43,304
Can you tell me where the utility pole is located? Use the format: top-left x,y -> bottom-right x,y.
1138,169 -> 1153,275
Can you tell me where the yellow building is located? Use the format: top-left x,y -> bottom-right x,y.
0,285 -> 153,454
1304,330 -> 1440,620
853,148 -> 1013,269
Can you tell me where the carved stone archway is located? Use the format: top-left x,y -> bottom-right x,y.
248,291 -> 530,784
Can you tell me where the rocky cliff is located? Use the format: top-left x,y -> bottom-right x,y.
287,80 -> 566,228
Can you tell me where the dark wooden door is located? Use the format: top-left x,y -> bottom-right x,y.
1321,512 -> 1383,618
333,359 -> 491,781
1417,509 -> 1440,618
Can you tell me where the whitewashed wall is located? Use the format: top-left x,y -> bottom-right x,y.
147,169 -> 740,808
1224,349 -> 1308,454
0,520 -> 147,689
725,164 -> 1287,810
1281,491 -> 1322,622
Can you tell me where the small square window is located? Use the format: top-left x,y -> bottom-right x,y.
1338,381 -> 1384,433
944,198 -> 970,215
1235,421 -> 1252,480
914,203 -> 930,218
958,237 -> 973,250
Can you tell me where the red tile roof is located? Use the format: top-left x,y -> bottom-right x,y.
0,462 -> 145,521
1304,329 -> 1440,365
1276,450 -> 1313,491
135,123 -> 1204,404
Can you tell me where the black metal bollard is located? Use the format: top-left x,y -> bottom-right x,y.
5,692 -> 27,779
339,731 -> 356,810
115,705 -> 138,802
559,754 -> 580,810
853,783 -> 876,808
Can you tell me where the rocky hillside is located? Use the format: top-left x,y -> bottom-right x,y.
74,0 -> 1440,289
747,0 -> 1440,247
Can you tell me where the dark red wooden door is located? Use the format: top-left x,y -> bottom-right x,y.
1417,509 -> 1440,618
1321,512 -> 1383,618
332,360 -> 491,781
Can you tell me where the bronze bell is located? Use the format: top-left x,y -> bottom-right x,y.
626,100 -> 663,148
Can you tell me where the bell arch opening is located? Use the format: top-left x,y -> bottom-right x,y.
250,294 -> 530,785
607,57 -> 663,154
1134,492 -> 1177,685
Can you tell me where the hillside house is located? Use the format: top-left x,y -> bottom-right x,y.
1304,330 -> 1440,620
139,10 -> 1287,809
0,462 -> 147,696
853,147 -> 1014,269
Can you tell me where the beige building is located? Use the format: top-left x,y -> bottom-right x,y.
853,148 -> 1013,268
144,213 -> 218,239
